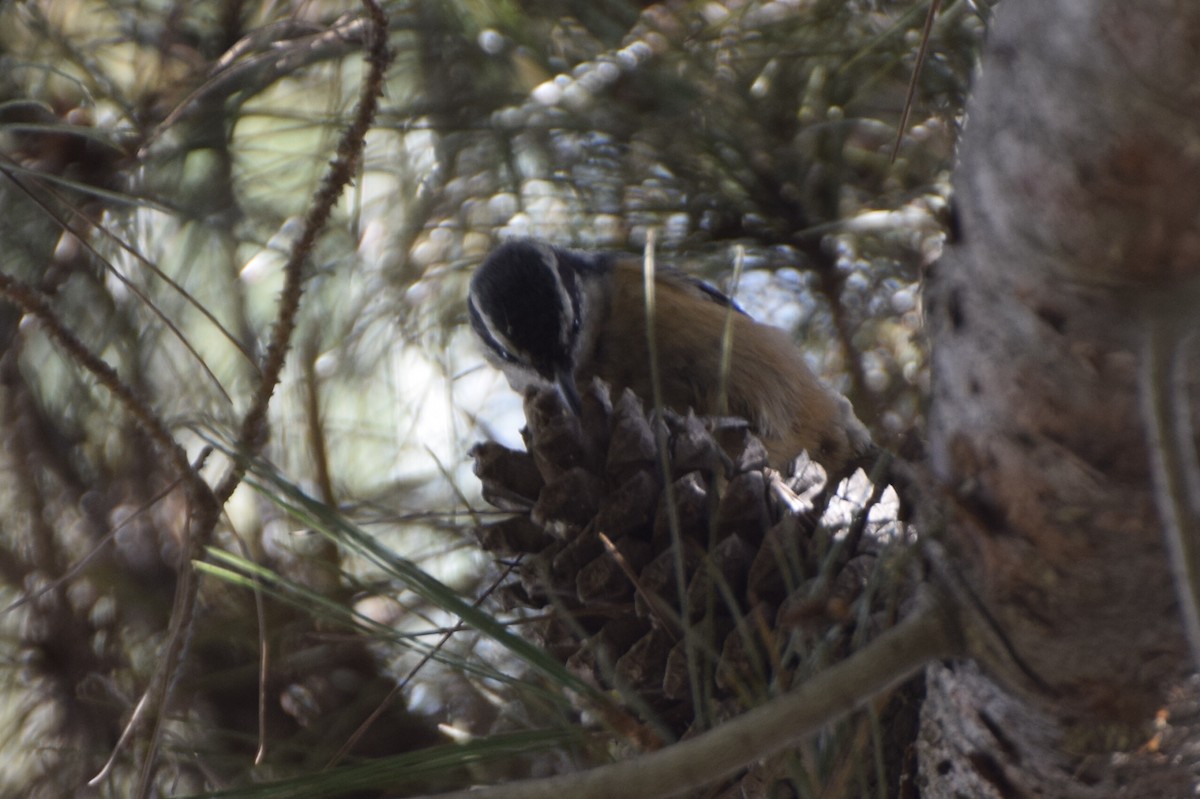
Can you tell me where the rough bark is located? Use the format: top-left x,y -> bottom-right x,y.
921,0 -> 1200,795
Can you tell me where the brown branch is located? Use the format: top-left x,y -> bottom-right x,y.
213,0 -> 391,505
303,336 -> 336,506
408,598 -> 959,799
891,0 -> 942,163
0,272 -> 195,484
143,15 -> 372,157
0,197 -> 241,799
129,3 -> 391,793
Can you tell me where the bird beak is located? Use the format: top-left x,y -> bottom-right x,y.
555,368 -> 583,416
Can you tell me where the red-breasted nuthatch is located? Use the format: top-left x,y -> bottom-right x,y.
468,239 -> 871,474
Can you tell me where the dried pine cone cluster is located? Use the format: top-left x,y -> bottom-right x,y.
472,380 -> 903,739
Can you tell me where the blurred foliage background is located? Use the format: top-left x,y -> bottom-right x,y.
0,0 -> 983,796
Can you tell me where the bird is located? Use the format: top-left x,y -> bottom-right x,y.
467,239 -> 872,474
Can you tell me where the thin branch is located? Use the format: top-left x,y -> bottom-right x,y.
891,0 -> 942,163
126,3 -> 391,793
0,273 -> 225,795
142,14 -> 371,157
0,151 -> 259,378
303,336 -> 336,505
641,232 -> 706,727
0,159 -> 240,404
0,467 -> 198,618
0,271 -> 194,482
90,445 -> 215,789
218,514 -> 273,766
407,598 -> 959,799
213,0 -> 391,505
326,559 -> 519,769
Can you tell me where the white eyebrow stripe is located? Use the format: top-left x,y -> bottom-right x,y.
468,289 -> 523,360
534,244 -> 576,352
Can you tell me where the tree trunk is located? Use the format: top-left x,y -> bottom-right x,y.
921,0 -> 1200,794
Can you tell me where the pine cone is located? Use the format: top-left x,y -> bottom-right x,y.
472,380 -> 916,793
